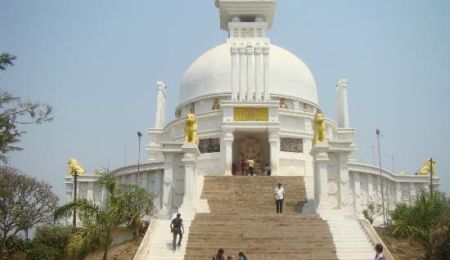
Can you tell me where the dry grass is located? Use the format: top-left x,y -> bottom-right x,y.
375,227 -> 426,260
85,238 -> 142,260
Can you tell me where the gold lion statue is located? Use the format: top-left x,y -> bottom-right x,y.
418,159 -> 436,176
184,113 -> 198,144
314,110 -> 326,143
67,158 -> 85,176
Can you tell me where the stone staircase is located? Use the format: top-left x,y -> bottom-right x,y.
184,176 -> 338,260
134,218 -> 192,260
323,214 -> 374,260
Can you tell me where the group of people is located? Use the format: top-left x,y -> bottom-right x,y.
232,160 -> 271,176
211,244 -> 385,259
212,248 -> 247,260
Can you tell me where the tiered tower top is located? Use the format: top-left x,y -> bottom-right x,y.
215,0 -> 277,31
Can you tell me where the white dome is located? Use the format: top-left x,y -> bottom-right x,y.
179,43 -> 318,105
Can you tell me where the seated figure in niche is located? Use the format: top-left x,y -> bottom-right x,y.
240,138 -> 262,175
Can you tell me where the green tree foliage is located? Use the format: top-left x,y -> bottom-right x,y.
388,192 -> 450,259
54,170 -> 153,260
0,52 -> 53,162
429,212 -> 450,259
0,166 -> 59,260
0,53 -> 15,71
4,235 -> 27,257
27,225 -> 73,260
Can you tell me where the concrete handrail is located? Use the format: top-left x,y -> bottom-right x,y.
359,218 -> 395,260
133,219 -> 159,260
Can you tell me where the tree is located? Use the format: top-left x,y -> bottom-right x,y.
54,170 -> 153,260
27,225 -> 73,260
388,191 -> 450,259
0,166 -> 59,260
0,52 -> 53,162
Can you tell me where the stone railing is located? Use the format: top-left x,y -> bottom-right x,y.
133,219 -> 159,260
359,219 -> 395,260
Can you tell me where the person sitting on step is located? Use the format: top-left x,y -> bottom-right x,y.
238,252 -> 248,260
212,248 -> 225,260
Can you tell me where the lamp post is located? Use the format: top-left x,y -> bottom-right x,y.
429,157 -> 434,199
73,171 -> 78,229
376,129 -> 386,226
68,158 -> 85,229
137,131 -> 142,186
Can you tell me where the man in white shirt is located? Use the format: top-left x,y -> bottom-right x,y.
274,183 -> 285,214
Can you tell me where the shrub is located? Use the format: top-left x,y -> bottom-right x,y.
26,225 -> 73,260
387,191 -> 450,259
5,235 -> 28,256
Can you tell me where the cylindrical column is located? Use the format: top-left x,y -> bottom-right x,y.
255,43 -> 263,101
231,43 -> 239,101
239,43 -> 247,101
262,43 -> 270,101
246,43 -> 255,101
268,131 -> 279,176
223,130 -> 234,176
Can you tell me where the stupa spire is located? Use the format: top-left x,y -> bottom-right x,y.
215,0 -> 277,38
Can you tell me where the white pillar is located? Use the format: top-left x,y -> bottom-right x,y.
231,43 -> 239,101
239,43 -> 247,101
409,183 -> 416,205
141,171 -> 148,190
395,182 -> 402,205
353,172 -> 362,215
87,182 -> 94,201
246,43 -> 255,101
154,81 -> 167,129
132,173 -> 138,186
338,153 -> 350,210
161,154 -> 174,214
179,143 -> 200,219
255,43 -> 263,101
336,78 -> 350,128
367,175 -> 374,203
268,130 -> 279,176
223,130 -> 234,176
262,42 -> 270,101
154,171 -> 162,210
312,143 -> 330,213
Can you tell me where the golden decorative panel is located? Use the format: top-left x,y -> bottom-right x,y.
234,107 -> 268,121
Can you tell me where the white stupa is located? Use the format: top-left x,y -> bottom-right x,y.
65,1 -> 438,258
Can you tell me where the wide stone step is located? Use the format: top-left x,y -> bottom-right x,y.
183,176 -> 337,260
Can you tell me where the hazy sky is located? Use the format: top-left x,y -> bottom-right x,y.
1,0 -> 449,201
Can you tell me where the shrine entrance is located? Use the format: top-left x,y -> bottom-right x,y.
232,131 -> 270,175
